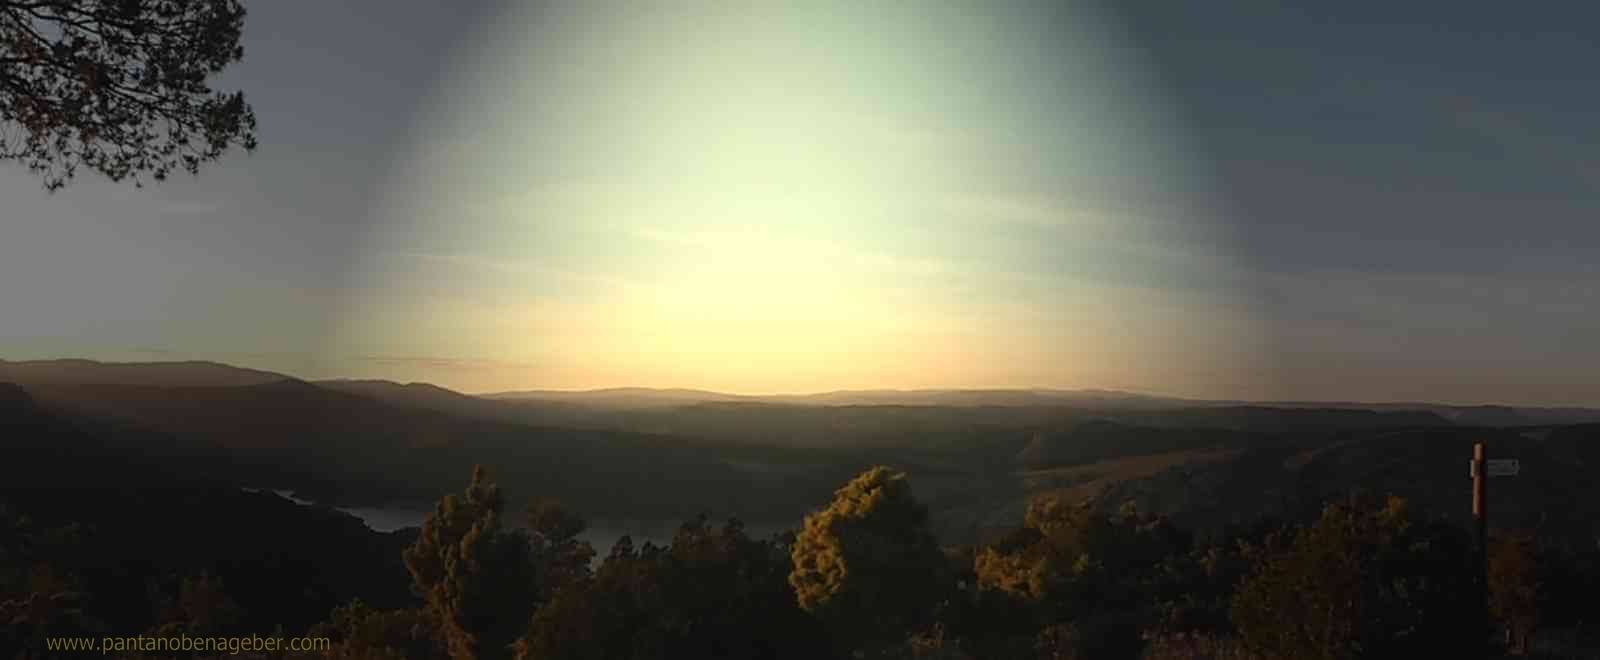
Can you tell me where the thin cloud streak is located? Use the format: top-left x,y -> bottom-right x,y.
344,354 -> 539,371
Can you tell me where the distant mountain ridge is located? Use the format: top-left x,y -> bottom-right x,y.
486,386 -> 1178,409
0,358 -> 293,387
486,387 -> 760,408
7,358 -> 1600,548
485,385 -> 1600,424
4,358 -> 1598,425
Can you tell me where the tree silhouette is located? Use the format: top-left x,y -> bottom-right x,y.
521,514 -> 832,660
311,599 -> 446,660
1231,494 -> 1477,659
147,572 -> 245,638
0,0 -> 257,191
525,497 -> 594,607
0,507 -> 103,660
788,466 -> 949,655
1488,530 -> 1540,654
403,466 -> 536,660
966,497 -> 1188,659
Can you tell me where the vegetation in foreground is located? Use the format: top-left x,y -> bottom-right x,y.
5,463 -> 1599,660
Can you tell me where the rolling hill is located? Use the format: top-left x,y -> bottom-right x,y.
0,358 -> 292,387
5,358 -> 1599,548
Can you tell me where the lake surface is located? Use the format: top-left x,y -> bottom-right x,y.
246,488 -> 792,556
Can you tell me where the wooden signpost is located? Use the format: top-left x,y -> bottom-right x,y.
1471,441 -> 1519,657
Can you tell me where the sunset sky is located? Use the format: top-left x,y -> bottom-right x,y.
3,1 -> 1598,405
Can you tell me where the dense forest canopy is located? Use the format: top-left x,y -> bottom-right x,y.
5,461 -> 1598,659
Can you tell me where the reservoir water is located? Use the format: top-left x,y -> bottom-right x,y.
246,488 -> 791,556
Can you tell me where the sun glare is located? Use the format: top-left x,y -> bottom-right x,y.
335,1 -> 1248,394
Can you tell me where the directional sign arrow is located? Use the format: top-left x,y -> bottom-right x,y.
1470,458 -> 1522,477
1486,458 -> 1520,477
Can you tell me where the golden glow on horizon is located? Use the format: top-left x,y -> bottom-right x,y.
333,2 -> 1254,395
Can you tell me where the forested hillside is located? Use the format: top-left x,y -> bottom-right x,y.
4,362 -> 1600,657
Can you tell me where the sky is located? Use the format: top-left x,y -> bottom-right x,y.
2,1 -> 1597,405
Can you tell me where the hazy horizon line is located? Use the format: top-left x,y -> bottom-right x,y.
7,356 -> 1600,410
